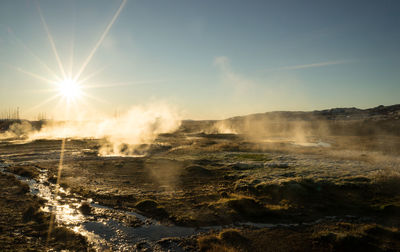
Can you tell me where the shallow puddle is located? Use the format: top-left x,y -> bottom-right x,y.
2,165 -> 350,250
0,164 -> 212,250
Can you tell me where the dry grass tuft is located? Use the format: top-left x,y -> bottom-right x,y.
198,229 -> 251,252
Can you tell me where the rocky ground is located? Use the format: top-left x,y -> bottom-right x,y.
1,104 -> 400,251
0,130 -> 400,251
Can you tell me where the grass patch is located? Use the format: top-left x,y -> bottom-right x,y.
208,194 -> 272,221
135,199 -> 169,219
9,165 -> 39,178
219,229 -> 250,249
184,165 -> 213,176
312,223 -> 400,251
17,180 -> 30,194
233,153 -> 271,162
198,229 -> 250,252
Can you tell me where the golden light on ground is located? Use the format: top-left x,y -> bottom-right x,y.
22,1 -> 129,245
56,79 -> 82,101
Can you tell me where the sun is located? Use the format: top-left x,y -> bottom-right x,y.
56,79 -> 82,100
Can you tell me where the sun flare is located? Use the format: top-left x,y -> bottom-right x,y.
56,79 -> 82,100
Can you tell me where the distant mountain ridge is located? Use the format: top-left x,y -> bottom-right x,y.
226,104 -> 400,122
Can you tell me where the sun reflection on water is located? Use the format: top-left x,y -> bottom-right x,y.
54,204 -> 84,225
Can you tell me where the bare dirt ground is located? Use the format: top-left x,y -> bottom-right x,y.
1,108 -> 400,251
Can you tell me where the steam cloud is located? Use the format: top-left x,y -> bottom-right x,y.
0,121 -> 33,139
210,113 -> 330,146
1,103 -> 181,156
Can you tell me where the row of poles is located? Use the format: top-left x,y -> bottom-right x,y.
0,108 -> 48,121
0,107 -> 20,120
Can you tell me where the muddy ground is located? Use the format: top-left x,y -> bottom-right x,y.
1,128 -> 400,250
0,170 -> 89,251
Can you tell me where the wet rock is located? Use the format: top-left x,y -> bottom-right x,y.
79,202 -> 92,215
59,183 -> 68,189
48,175 -> 57,184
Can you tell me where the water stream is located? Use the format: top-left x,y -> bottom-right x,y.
0,162 -> 207,250
0,160 -> 357,251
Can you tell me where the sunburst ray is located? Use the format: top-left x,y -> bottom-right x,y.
8,27 -> 61,81
36,1 -> 66,79
73,0 -> 127,82
82,79 -> 164,89
26,93 -> 61,113
76,65 -> 108,85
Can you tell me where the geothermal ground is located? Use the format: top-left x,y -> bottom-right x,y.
1,106 -> 400,251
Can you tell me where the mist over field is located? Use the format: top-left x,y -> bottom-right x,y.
1,0 -> 400,251
1,103 -> 181,156
2,103 -> 400,251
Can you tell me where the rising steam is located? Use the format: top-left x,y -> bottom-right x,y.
0,121 -> 33,139
1,103 -> 181,156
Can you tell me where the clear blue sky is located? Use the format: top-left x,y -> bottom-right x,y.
0,0 -> 399,119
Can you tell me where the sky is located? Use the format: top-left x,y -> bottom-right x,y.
0,0 -> 399,120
